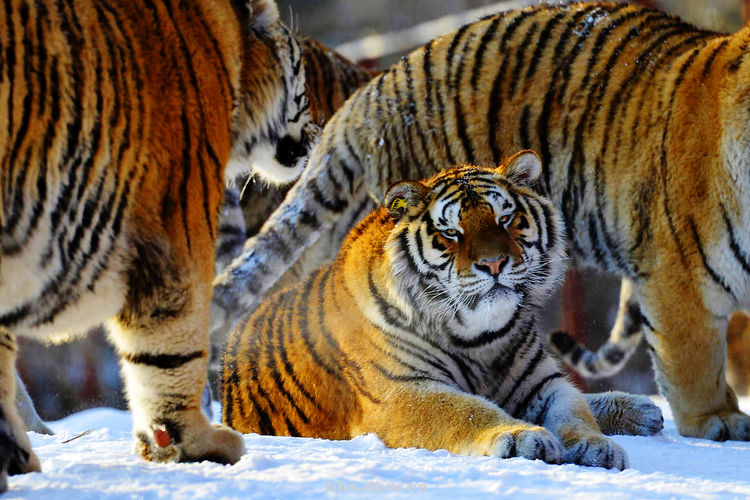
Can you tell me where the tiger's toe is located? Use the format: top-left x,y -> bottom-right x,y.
493,427 -> 563,465
136,414 -> 245,465
680,411 -> 750,442
564,435 -> 628,470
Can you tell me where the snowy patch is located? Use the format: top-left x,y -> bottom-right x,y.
5,398 -> 750,499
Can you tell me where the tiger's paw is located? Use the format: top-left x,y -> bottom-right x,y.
564,434 -> 628,470
491,426 -> 564,464
679,410 -> 750,442
0,414 -> 42,492
136,416 -> 245,464
587,392 -> 663,436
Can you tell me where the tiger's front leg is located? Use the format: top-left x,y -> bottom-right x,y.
359,380 -> 564,464
0,330 -> 41,493
109,238 -> 244,464
640,276 -> 750,441
516,376 -> 628,470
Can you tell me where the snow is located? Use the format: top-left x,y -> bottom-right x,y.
5,398 -> 750,499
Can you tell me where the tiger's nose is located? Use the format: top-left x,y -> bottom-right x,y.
477,256 -> 508,276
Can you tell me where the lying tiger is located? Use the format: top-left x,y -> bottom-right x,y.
221,151 -> 663,469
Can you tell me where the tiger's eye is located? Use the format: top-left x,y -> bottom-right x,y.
499,213 -> 513,225
442,228 -> 459,238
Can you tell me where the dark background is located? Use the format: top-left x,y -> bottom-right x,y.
17,0 -> 744,421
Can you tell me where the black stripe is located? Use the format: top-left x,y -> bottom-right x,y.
367,264 -> 408,329
311,180 -> 348,212
470,15 -> 503,90
689,218 -> 736,300
701,39 -> 729,80
535,5 -> 601,192
722,206 -> 750,276
371,362 -> 435,383
263,292 -> 310,425
448,306 -> 521,349
532,393 -> 556,426
487,9 -> 538,163
498,342 -> 545,409
658,43 -> 708,269
512,373 -> 564,420
507,21 -> 539,96
123,350 -> 205,370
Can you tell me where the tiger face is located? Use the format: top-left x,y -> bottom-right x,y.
225,3 -> 319,184
384,151 -> 565,337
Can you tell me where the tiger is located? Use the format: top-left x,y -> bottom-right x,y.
220,151 -> 664,470
214,35 -> 376,274
212,1 -> 750,442
0,0 -> 319,490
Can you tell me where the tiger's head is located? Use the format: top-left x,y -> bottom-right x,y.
226,0 -> 319,185
383,151 -> 566,334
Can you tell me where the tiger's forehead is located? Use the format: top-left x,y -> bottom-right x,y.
427,172 -> 515,225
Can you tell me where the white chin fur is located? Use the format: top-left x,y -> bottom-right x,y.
225,142 -> 304,186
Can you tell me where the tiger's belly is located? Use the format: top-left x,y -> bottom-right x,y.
0,207 -> 128,341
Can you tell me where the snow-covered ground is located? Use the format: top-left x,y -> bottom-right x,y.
4,398 -> 750,499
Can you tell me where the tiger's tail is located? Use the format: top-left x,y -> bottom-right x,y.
549,279 -> 645,378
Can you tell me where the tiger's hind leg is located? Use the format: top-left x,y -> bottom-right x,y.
0,330 -> 41,493
585,392 -> 663,436
109,236 -> 244,464
640,275 -> 750,441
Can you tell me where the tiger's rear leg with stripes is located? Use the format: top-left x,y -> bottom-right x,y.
359,380 -> 564,464
0,330 -> 41,492
109,234 -> 244,464
640,271 -> 750,441
549,279 -> 644,378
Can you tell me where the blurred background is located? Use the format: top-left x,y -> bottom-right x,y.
18,0 -> 746,421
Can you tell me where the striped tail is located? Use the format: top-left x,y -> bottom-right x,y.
549,279 -> 645,378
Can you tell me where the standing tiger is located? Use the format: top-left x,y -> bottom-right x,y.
221,152 -> 663,470
0,0 -> 318,490
213,1 -> 750,442
214,35 -> 376,274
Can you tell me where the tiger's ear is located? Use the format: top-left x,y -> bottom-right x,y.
384,181 -> 430,221
498,150 -> 542,186
246,0 -> 280,30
